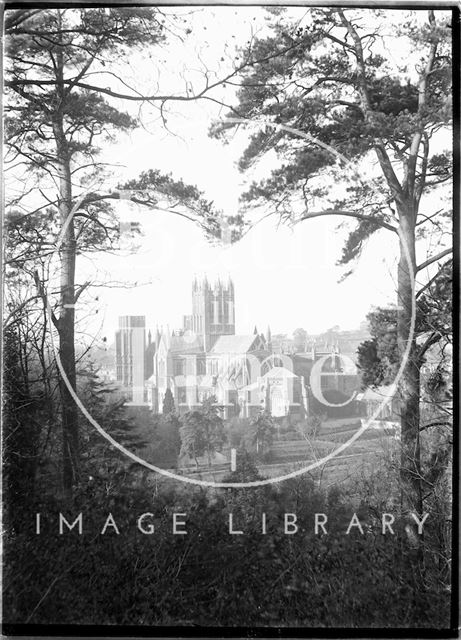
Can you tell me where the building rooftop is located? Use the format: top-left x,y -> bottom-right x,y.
210,334 -> 265,354
161,333 -> 204,354
262,366 -> 298,380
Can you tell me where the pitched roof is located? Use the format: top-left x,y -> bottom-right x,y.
262,366 -> 297,380
241,367 -> 298,391
210,334 -> 265,354
160,333 -> 203,354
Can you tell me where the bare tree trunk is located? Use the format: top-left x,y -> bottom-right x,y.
340,8 -> 425,519
53,12 -> 80,494
397,208 -> 423,517
55,136 -> 80,494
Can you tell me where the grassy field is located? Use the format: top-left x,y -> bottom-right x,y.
136,415 -> 399,488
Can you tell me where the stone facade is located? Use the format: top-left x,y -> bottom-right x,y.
183,277 -> 235,351
115,315 -> 146,404
116,280 -> 363,418
145,279 -> 304,418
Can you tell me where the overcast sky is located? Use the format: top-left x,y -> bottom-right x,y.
69,7 -> 450,346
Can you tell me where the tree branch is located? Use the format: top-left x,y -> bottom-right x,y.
416,259 -> 452,298
4,10 -> 43,31
74,281 -> 91,302
297,209 -> 397,233
33,270 -> 60,330
418,331 -> 441,360
420,420 -> 451,432
5,35 -> 311,108
416,248 -> 453,272
404,10 -> 438,204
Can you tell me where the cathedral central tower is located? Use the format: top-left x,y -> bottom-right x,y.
183,277 -> 235,350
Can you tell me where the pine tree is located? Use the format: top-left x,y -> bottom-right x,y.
162,388 -> 176,415
180,396 -> 226,467
5,9 -> 229,493
214,8 -> 452,516
250,410 -> 276,456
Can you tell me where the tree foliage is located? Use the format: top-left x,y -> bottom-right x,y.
293,327 -> 308,352
249,410 -> 276,456
2,327 -> 43,531
357,307 -> 399,389
358,259 -> 452,390
162,388 -> 176,416
3,470 -> 451,628
180,396 -> 226,467
213,7 -> 453,516
1,9 -> 454,628
3,8 -> 234,491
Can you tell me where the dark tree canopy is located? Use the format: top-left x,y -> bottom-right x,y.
358,258 -> 452,390
180,396 -> 226,466
357,307 -> 399,389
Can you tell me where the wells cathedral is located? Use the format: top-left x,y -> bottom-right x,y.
115,278 -> 360,419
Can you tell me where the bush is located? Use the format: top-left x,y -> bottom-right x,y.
3,467 -> 451,629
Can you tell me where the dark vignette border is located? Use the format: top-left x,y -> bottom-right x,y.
1,2 -> 459,638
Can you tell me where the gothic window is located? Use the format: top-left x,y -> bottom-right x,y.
292,385 -> 301,404
174,359 -> 184,376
